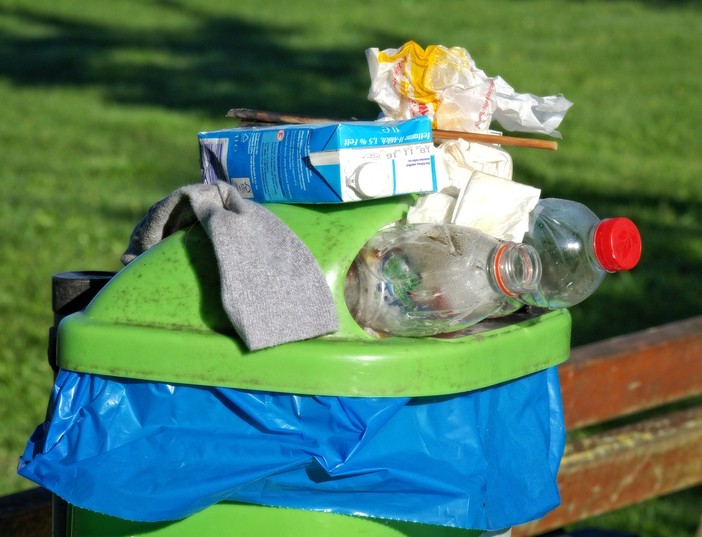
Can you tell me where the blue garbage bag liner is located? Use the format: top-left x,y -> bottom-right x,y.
18,367 -> 565,531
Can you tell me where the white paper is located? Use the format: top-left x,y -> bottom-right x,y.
437,139 -> 513,185
451,171 -> 541,242
408,139 -> 515,225
406,192 -> 456,224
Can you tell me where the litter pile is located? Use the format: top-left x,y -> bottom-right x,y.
17,42 -> 641,535
197,40 -> 639,343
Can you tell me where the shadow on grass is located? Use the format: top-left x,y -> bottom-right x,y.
0,1 -> 389,120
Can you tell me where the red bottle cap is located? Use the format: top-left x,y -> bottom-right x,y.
593,218 -> 642,272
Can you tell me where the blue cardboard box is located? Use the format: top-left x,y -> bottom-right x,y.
198,116 -> 437,203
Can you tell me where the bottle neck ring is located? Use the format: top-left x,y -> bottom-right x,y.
494,244 -> 519,296
494,242 -> 542,297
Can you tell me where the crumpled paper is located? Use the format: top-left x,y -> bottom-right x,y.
366,41 -> 573,138
438,138 -> 513,187
406,191 -> 457,224
451,171 -> 541,242
408,138 -> 513,225
407,141 -> 540,242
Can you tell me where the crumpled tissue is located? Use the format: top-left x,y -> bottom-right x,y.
408,137 -> 539,242
439,138 -> 514,186
366,41 -> 572,138
451,171 -> 541,242
408,138 -> 514,225
406,192 -> 457,224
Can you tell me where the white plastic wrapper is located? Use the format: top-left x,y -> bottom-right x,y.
366,41 -> 573,138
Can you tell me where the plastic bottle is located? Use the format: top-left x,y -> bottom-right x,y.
518,198 -> 642,309
344,223 -> 542,337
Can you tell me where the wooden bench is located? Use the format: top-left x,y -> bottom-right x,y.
513,314 -> 702,536
3,315 -> 701,537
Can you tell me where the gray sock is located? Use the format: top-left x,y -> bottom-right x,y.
121,181 -> 338,350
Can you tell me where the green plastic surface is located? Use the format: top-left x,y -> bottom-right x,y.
57,196 -> 571,396
68,503 -> 484,537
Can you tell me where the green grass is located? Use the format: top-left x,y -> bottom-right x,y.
1,0 -> 700,535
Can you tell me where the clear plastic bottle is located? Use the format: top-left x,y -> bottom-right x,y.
518,198 -> 642,309
344,223 -> 542,337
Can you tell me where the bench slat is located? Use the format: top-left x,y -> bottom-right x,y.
513,404 -> 702,536
559,315 -> 702,429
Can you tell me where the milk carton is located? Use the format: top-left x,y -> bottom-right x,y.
198,116 -> 437,203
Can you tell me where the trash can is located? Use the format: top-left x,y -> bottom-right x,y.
22,196 -> 571,536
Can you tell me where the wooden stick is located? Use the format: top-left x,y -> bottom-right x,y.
228,108 -> 344,125
432,129 -> 558,150
227,108 -> 558,151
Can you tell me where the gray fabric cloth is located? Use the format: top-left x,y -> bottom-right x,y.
121,181 -> 338,350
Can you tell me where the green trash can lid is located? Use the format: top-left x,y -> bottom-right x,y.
58,196 -> 570,396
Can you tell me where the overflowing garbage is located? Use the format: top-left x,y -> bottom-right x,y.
18,41 -> 641,534
199,40 -> 641,340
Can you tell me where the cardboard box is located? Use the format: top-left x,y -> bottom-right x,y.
198,116 -> 437,203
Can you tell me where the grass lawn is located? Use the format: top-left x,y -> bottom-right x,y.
1,1 -> 700,535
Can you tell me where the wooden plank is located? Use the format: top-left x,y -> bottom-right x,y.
558,315 -> 702,429
0,487 -> 51,537
513,404 -> 702,536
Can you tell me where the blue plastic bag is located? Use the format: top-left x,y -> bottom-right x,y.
19,367 -> 564,531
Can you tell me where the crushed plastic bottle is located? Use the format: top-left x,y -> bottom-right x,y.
518,198 -> 642,309
344,223 -> 542,337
